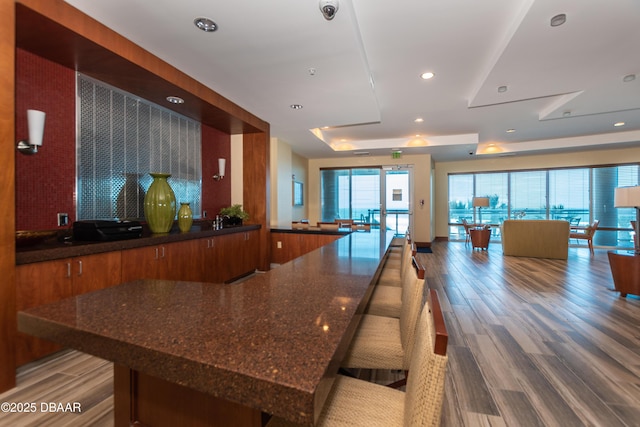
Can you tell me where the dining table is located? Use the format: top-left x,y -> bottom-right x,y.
18,229 -> 395,426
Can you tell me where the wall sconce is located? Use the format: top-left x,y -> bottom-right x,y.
213,158 -> 226,181
614,185 -> 640,254
17,109 -> 46,155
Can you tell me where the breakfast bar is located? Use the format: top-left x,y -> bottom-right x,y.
18,230 -> 394,426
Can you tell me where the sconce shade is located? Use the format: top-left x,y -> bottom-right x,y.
472,197 -> 490,208
27,109 -> 46,147
614,186 -> 640,208
218,158 -> 226,178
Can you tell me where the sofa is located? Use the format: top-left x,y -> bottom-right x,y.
501,220 -> 570,260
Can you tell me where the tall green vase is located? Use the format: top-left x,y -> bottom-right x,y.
144,173 -> 176,234
178,202 -> 193,233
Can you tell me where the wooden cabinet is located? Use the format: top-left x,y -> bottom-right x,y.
121,240 -> 201,283
215,230 -> 259,283
271,232 -> 343,264
72,251 -> 122,295
16,251 -> 122,366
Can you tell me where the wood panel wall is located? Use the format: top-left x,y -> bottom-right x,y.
0,0 -> 16,391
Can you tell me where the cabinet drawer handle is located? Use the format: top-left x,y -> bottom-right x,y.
155,247 -> 159,259
78,260 -> 83,276
161,246 -> 165,258
66,262 -> 71,278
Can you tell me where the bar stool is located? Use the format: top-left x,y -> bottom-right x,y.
266,289 -> 448,427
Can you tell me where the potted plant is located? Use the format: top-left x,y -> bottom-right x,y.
219,204 -> 249,227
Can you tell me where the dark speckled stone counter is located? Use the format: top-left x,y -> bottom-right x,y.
16,223 -> 261,265
19,230 -> 394,426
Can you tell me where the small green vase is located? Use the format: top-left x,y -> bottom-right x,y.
178,202 -> 193,233
144,173 -> 176,234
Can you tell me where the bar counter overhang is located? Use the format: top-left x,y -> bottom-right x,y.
18,230 -> 395,426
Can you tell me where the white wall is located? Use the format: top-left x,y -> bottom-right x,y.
230,134 -> 243,205
269,138 -> 293,228
434,146 -> 640,238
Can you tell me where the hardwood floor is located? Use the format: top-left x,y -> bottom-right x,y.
424,242 -> 640,427
1,242 -> 639,426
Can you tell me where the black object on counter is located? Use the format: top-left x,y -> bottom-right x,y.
73,220 -> 143,242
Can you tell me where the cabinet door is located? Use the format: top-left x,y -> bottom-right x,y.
164,239 -> 202,282
16,260 -> 73,366
202,237 -> 221,283
121,246 -> 163,282
242,230 -> 260,275
72,251 -> 122,295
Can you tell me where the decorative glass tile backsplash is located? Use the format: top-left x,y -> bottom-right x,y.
77,74 -> 202,221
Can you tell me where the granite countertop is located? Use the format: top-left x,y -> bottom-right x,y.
16,223 -> 261,265
19,230 -> 395,425
270,226 -> 352,235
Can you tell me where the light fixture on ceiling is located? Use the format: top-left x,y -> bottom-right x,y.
414,118 -> 424,123
290,104 -> 303,110
506,128 -> 516,133
420,72 -> 435,80
623,74 -> 636,82
194,17 -> 218,32
407,136 -> 427,147
213,158 -> 226,181
497,85 -> 507,93
17,109 -> 46,155
550,13 -> 566,27
614,122 -> 625,127
563,111 -> 571,117
166,96 -> 184,104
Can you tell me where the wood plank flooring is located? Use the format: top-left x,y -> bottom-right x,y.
1,242 -> 639,426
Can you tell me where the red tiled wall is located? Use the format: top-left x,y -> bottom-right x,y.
15,49 -> 75,231
15,48 -> 231,230
201,126 -> 232,218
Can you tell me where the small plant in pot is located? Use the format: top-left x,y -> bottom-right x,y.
219,204 -> 249,227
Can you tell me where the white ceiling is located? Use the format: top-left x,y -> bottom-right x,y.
64,0 -> 640,161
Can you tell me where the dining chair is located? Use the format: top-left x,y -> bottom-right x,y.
266,289 -> 448,427
340,257 -> 426,388
318,222 -> 340,231
569,219 -> 599,254
352,222 -> 372,232
334,218 -> 354,228
461,218 -> 474,245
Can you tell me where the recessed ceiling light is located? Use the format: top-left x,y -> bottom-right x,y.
506,129 -> 516,133
614,122 -> 625,127
420,72 -> 435,80
166,96 -> 184,104
550,14 -> 566,27
623,74 -> 636,82
290,104 -> 303,110
414,118 -> 424,123
194,17 -> 218,32
498,85 -> 508,93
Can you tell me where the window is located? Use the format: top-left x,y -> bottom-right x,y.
320,168 -> 380,223
77,74 -> 202,221
448,164 -> 640,248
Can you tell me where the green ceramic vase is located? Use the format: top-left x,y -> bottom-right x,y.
178,202 -> 193,233
144,173 -> 176,234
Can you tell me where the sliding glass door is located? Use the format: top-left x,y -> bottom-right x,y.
382,167 -> 412,236
320,166 -> 412,237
